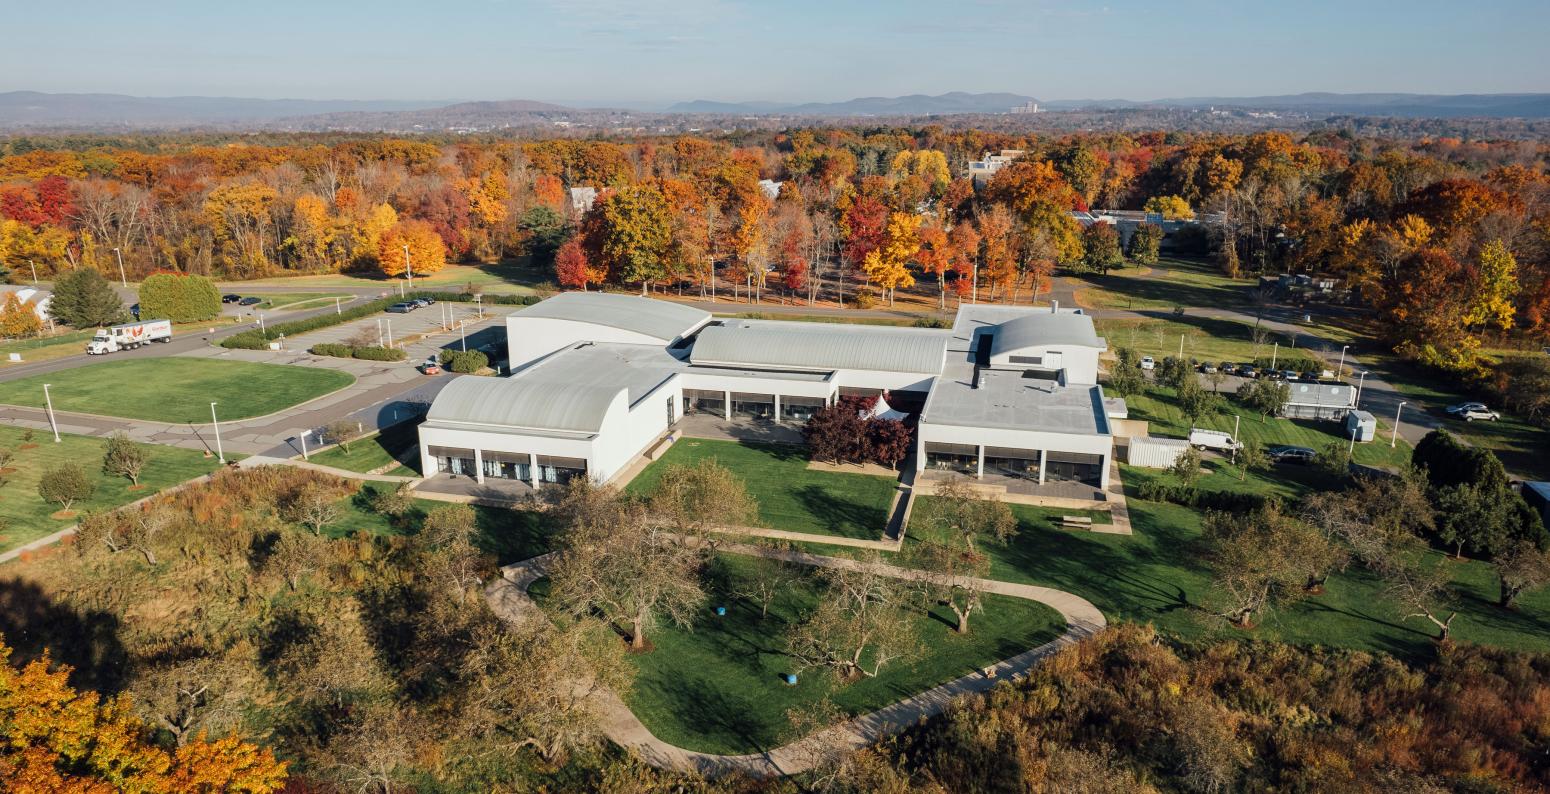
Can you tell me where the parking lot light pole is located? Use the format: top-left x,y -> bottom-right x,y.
113,247 -> 127,288
376,318 -> 384,347
1337,345 -> 1349,380
299,429 -> 311,460
1355,370 -> 1369,409
335,297 -> 342,315
1391,401 -> 1407,449
210,402 -> 225,464
29,260 -> 37,285
403,244 -> 413,291
1271,342 -> 1279,370
42,384 -> 60,443
460,320 -> 467,351
1348,425 -> 1358,456
386,320 -> 393,349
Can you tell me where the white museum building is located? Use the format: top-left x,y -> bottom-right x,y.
417,292 -> 1118,492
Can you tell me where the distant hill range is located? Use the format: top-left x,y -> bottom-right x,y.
3,90 -> 1549,130
669,92 -> 1040,116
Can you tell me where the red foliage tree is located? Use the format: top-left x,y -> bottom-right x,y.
867,419 -> 913,469
554,237 -> 598,291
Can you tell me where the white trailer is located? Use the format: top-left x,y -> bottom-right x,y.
86,319 -> 173,355
1126,436 -> 1190,468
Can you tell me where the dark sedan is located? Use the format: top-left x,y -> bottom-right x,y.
238,296 -> 262,306
221,293 -> 243,304
1267,445 -> 1317,464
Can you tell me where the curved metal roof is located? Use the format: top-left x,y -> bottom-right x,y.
511,292 -> 709,341
989,313 -> 1103,357
426,373 -> 622,434
690,320 -> 949,374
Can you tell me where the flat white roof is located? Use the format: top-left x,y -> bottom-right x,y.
689,319 -> 950,374
511,292 -> 710,342
922,369 -> 1109,435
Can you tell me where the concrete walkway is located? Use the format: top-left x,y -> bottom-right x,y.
485,543 -> 1106,778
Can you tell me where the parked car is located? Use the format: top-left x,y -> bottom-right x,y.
1220,362 -> 1239,376
1188,428 -> 1243,453
1237,364 -> 1257,379
386,302 -> 417,313
1446,402 -> 1500,421
1139,356 -> 1155,371
1267,445 -> 1317,464
129,303 -> 140,320
417,297 -> 436,307
221,293 -> 242,304
1198,362 -> 1218,374
1281,369 -> 1300,381
1301,371 -> 1320,382
238,296 -> 262,306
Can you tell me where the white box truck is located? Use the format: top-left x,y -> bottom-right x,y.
86,319 -> 173,355
1188,428 -> 1242,453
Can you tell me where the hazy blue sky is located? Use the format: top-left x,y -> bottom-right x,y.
5,0 -> 1547,105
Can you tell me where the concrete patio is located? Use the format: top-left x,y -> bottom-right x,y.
673,412 -> 806,445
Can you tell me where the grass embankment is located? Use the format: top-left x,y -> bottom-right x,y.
1075,257 -> 1252,311
625,439 -> 898,540
0,358 -> 354,423
1095,314 -> 1341,368
908,495 -> 1550,661
534,552 -> 1066,754
324,481 -> 553,564
307,422 -> 420,477
0,426 -> 225,553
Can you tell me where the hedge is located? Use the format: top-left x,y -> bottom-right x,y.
309,343 -> 406,361
1135,480 -> 1274,513
221,291 -> 539,349
139,273 -> 221,323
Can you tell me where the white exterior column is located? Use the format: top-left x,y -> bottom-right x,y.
915,436 -> 926,472
976,445 -> 985,479
724,390 -> 732,419
773,394 -> 781,423
1038,449 -> 1046,484
420,443 -> 436,476
1100,454 -> 1111,490
473,448 -> 485,484
528,453 -> 540,489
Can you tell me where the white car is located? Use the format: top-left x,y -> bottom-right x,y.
1140,356 -> 1156,371
1446,402 -> 1500,421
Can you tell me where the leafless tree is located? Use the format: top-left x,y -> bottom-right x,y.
1495,540 -> 1550,609
282,481 -> 342,536
916,477 -> 1016,555
787,555 -> 919,680
267,530 -> 330,591
123,503 -> 177,565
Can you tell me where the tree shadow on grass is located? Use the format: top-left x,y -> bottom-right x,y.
645,670 -> 779,754
0,576 -> 129,694
793,485 -> 888,539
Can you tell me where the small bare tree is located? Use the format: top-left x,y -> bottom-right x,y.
911,537 -> 992,634
268,530 -> 330,591
648,457 -> 760,541
917,477 -> 1016,555
74,510 -> 130,556
323,420 -> 363,453
102,431 -> 150,486
1496,540 -> 1550,609
123,503 -> 176,565
1203,505 -> 1335,628
282,481 -> 342,536
1385,558 -> 1458,644
787,556 -> 919,680
734,550 -> 798,619
549,480 -> 706,651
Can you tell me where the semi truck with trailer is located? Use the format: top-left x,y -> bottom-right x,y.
86,319 -> 173,355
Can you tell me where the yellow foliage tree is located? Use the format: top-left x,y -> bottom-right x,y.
889,150 -> 951,190
289,193 -> 334,271
862,212 -> 921,305
0,293 -> 41,339
353,203 -> 398,268
1143,195 -> 1195,221
1464,239 -> 1519,331
0,220 -> 70,277
377,219 -> 447,278
0,635 -> 287,792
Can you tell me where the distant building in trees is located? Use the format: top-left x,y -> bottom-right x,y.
568,186 -> 598,216
0,286 -> 51,321
966,150 -> 1026,184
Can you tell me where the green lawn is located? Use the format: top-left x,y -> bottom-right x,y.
1122,386 -> 1413,469
234,260 -> 544,295
905,496 -> 1550,661
1094,314 -> 1339,370
308,422 -> 420,476
626,439 -> 898,540
0,358 -> 355,423
534,553 -> 1066,754
0,425 -> 226,554
248,293 -> 351,310
1075,257 -> 1254,311
324,481 -> 555,564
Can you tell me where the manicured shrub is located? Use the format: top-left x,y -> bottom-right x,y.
1135,480 -> 1272,513
309,343 -> 353,358
137,273 -> 221,322
439,349 -> 488,373
352,346 -> 406,362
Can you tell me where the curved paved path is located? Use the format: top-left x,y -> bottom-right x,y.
485,543 -> 1106,778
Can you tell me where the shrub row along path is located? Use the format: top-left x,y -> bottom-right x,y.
486,543 -> 1106,778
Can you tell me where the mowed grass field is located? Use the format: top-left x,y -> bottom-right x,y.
1074,257 -> 1253,311
625,438 -> 898,540
233,261 -> 544,295
323,481 -> 555,564
0,425 -> 225,553
0,358 -> 355,423
533,553 -> 1066,754
307,422 -> 420,476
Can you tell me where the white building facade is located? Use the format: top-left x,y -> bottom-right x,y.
419,294 -> 1116,493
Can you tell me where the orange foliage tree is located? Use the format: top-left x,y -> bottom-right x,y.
0,635 -> 287,792
377,219 -> 447,278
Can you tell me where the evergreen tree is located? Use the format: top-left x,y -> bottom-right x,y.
49,268 -> 124,328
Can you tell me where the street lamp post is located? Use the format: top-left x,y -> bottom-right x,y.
403,244 -> 413,291
1337,345 -> 1349,380
29,260 -> 37,285
475,293 -> 482,319
299,429 -> 311,461
385,319 -> 393,349
376,318 -> 384,347
113,248 -> 127,288
459,319 -> 467,352
1348,425 -> 1358,456
1391,401 -> 1407,449
1271,342 -> 1279,370
210,402 -> 225,464
1355,370 -> 1369,409
42,384 -> 60,443
257,314 -> 265,334
335,297 -> 342,315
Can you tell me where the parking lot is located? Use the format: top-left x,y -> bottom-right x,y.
287,301 -> 496,355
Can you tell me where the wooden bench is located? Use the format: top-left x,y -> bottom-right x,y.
1060,515 -> 1094,529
